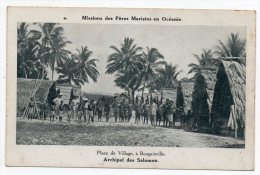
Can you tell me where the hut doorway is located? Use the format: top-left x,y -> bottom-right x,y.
211,59 -> 246,139
47,83 -> 57,105
211,65 -> 233,135
212,69 -> 233,119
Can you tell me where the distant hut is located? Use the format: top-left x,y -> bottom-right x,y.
81,92 -> 112,102
56,84 -> 81,105
211,59 -> 246,138
191,69 -> 217,129
161,88 -> 177,104
112,93 -> 131,106
17,78 -> 55,116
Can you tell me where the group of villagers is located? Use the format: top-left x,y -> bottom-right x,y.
27,93 -> 192,128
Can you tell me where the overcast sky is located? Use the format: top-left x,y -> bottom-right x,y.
38,23 -> 246,95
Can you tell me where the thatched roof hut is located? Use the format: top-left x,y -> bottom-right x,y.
111,93 -> 131,106
114,93 -> 131,102
180,81 -> 194,113
161,88 -> 177,103
191,69 -> 217,126
211,59 -> 246,138
17,78 -> 54,113
56,84 -> 81,104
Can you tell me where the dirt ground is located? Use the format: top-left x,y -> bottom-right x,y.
16,117 -> 245,148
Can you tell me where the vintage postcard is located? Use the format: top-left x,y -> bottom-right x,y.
6,7 -> 255,170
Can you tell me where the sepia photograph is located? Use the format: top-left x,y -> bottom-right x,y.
16,23 -> 246,148
6,7 -> 255,169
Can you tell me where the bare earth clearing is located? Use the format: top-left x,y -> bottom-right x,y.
16,119 -> 245,148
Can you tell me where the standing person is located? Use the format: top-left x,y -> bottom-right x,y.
135,101 -> 142,125
128,103 -> 132,122
164,99 -> 170,127
150,100 -> 157,126
85,99 -> 90,123
82,97 -> 88,123
179,107 -> 185,127
53,94 -> 63,121
42,100 -> 49,120
71,96 -> 79,120
172,107 -> 177,128
88,100 -> 95,124
77,98 -> 82,122
104,103 -> 110,122
162,100 -> 168,126
28,97 -> 34,120
156,102 -> 163,126
114,103 -> 119,123
139,101 -> 144,123
59,100 -> 64,122
80,96 -> 86,122
93,100 -> 97,116
96,101 -> 103,122
50,104 -> 55,122
123,102 -> 127,123
67,102 -> 73,123
119,102 -> 124,122
130,103 -> 135,123
168,101 -> 174,127
143,101 -> 149,124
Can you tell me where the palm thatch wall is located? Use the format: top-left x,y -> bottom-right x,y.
56,84 -> 81,104
56,85 -> 72,104
202,70 -> 217,112
180,81 -> 194,113
191,69 -> 217,126
211,59 -> 245,138
17,78 -> 54,114
162,88 -> 177,104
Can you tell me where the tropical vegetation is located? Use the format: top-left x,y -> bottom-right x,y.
106,38 -> 179,104
17,23 -> 246,104
17,22 -> 99,87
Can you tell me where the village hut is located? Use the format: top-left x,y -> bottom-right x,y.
211,59 -> 246,138
56,84 -> 81,105
180,80 -> 194,113
161,88 -> 177,104
190,68 -> 217,128
81,92 -> 112,102
17,78 -> 55,116
112,93 -> 131,105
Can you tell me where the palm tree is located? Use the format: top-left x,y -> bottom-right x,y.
151,63 -> 181,90
141,47 -> 166,94
106,37 -> 143,75
114,71 -> 144,104
17,23 -> 44,79
18,23 -> 42,46
188,49 -> 218,74
75,46 -> 99,84
38,23 -> 71,80
106,37 -> 144,103
216,33 -> 246,58
56,46 -> 99,86
149,63 -> 181,98
56,58 -> 83,86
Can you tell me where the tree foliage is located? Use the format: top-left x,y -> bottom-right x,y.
216,33 -> 246,58
56,46 -> 99,86
188,49 -> 219,74
17,23 -> 47,79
